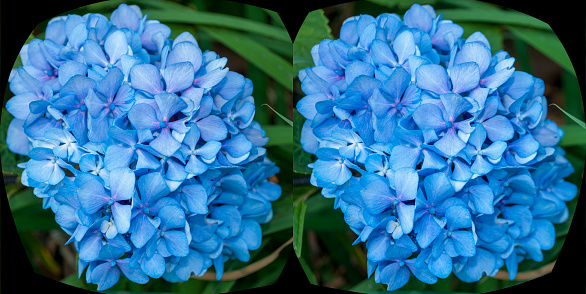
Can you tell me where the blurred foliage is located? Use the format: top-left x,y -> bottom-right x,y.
2,0 -> 293,292
292,0 -> 585,293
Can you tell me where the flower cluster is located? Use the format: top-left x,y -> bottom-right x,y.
298,4 -> 576,291
6,4 -> 281,291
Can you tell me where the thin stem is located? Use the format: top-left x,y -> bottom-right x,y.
191,237 -> 293,281
491,261 -> 556,281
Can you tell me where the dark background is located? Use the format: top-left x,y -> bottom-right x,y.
1,0 -> 584,293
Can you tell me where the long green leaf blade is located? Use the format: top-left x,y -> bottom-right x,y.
436,9 -> 551,30
506,25 -> 575,76
293,201 -> 307,257
200,27 -> 292,91
142,8 -> 290,42
293,9 -> 333,76
263,125 -> 293,146
559,125 -> 586,146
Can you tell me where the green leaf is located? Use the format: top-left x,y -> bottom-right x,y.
458,23 -> 503,54
263,125 -> 293,147
562,71 -> 584,122
349,275 -> 384,293
200,27 -> 292,91
558,125 -> 586,146
142,6 -> 290,42
262,8 -> 286,29
261,193 -> 292,236
9,188 -> 60,231
438,0 -> 500,10
293,9 -> 333,76
506,25 -> 575,76
1,109 -> 27,175
366,0 -> 436,9
551,104 -> 586,129
298,256 -> 318,284
435,9 -> 552,31
293,200 -> 307,257
262,104 -> 293,126
61,274 -> 87,289
293,110 -> 314,175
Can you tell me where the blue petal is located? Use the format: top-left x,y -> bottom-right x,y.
470,155 -> 493,176
181,184 -> 208,215
468,184 -> 494,215
380,262 -> 410,291
394,167 -> 419,201
241,219 -> 262,250
196,116 -> 227,142
91,262 -> 120,291
393,30 -> 416,64
345,60 -> 374,85
405,258 -> 438,284
424,172 -> 455,204
116,259 -> 149,285
397,203 -> 415,234
416,64 -> 449,95
104,145 -> 134,170
509,133 -> 539,158
404,3 -> 433,33
58,60 -> 87,86
367,235 -> 390,262
450,231 -> 476,257
111,4 -> 141,31
128,103 -> 160,131
130,64 -> 163,95
111,202 -> 131,234
83,39 -> 108,67
6,119 -> 30,156
482,115 -> 514,142
104,30 -> 128,64
141,253 -> 166,278
448,62 -> 479,94
455,42 -> 492,76
361,177 -> 392,214
167,41 -> 202,73
194,68 -> 229,89
159,205 -> 186,230
428,253 -> 452,279
413,103 -> 446,132
97,67 -> 124,100
109,167 -> 135,201
390,146 -> 420,170
163,230 -> 189,257
434,128 -> 465,157
130,213 -> 158,248
163,62 -> 195,93
445,206 -> 471,230
370,39 -> 397,67
78,179 -> 110,214
222,134 -> 252,159
500,71 -> 535,99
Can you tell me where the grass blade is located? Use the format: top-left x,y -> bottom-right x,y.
262,104 -> 293,126
551,104 -> 586,129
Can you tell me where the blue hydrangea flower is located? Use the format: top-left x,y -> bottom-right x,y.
5,3 -> 281,290
298,3 -> 577,291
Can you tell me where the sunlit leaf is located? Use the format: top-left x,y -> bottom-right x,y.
293,9 -> 333,77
